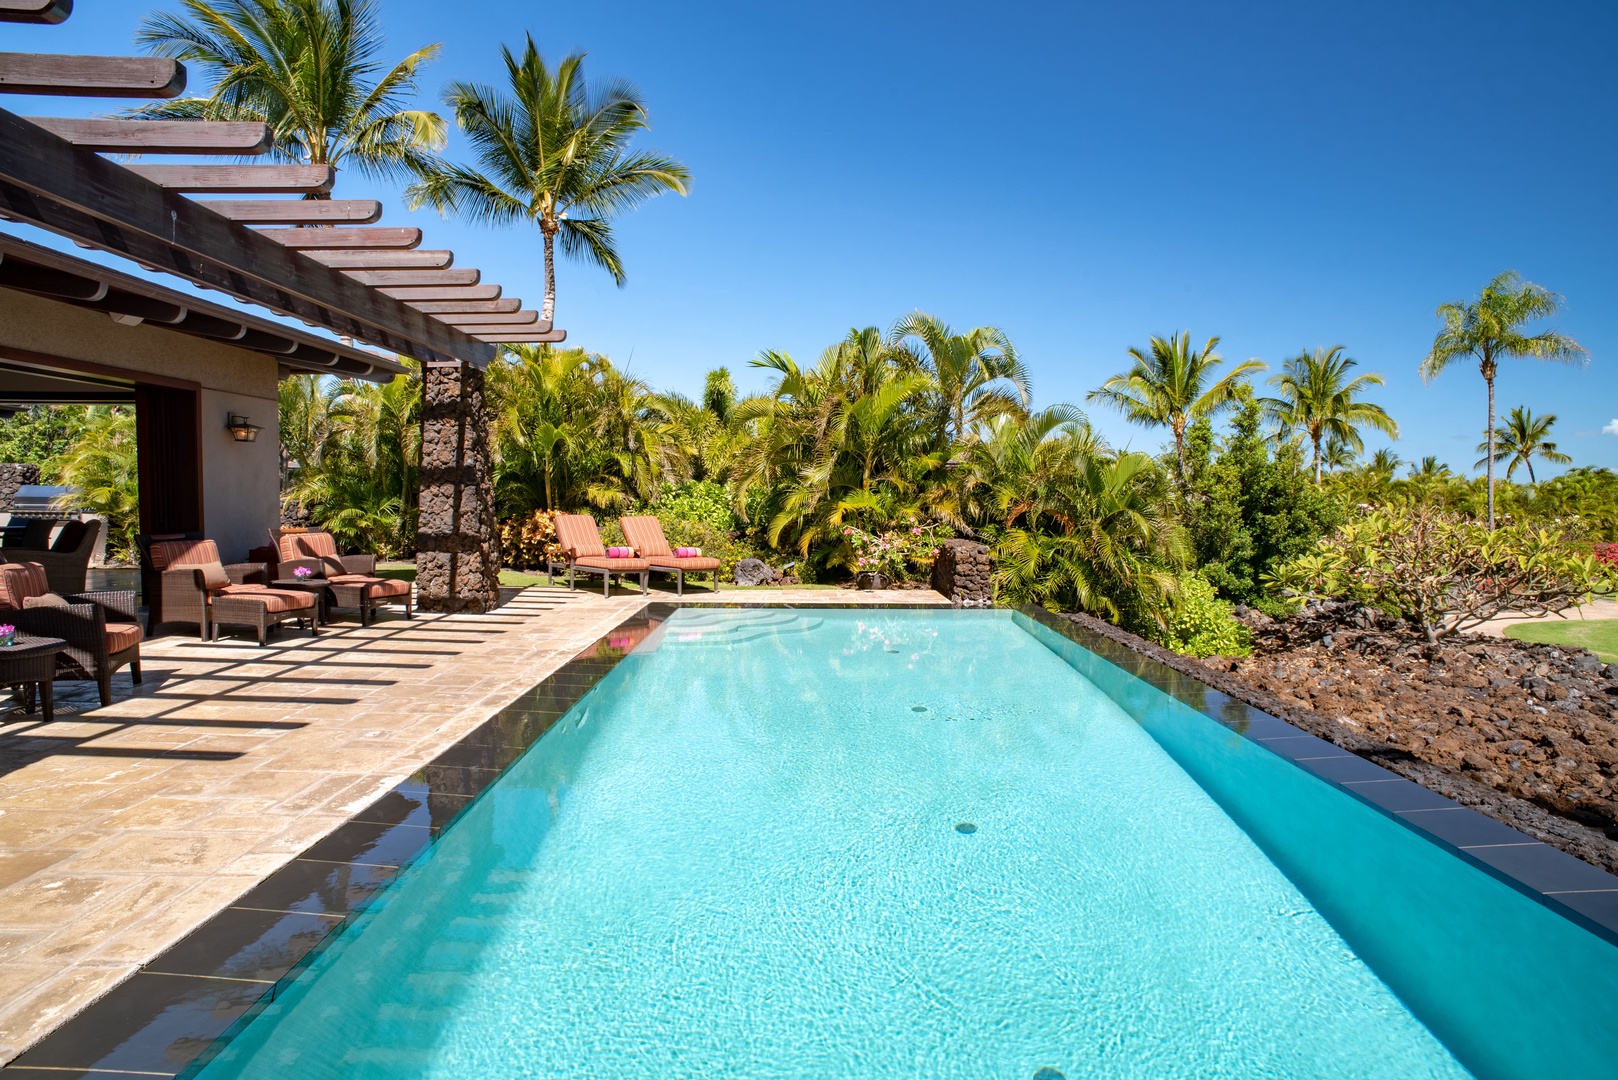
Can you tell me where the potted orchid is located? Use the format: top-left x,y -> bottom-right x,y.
843,521 -> 942,589
0,623 -> 13,647
293,566 -> 314,580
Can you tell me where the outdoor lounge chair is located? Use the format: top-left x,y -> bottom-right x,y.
148,539 -> 318,645
551,514 -> 649,597
619,515 -> 722,596
275,530 -> 413,625
0,517 -> 103,594
0,560 -> 141,706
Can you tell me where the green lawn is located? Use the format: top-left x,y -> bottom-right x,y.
1504,618 -> 1618,662
374,562 -> 840,593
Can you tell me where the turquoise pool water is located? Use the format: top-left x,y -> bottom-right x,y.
196,609 -> 1618,1079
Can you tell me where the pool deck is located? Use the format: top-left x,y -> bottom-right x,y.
0,584 -> 947,1066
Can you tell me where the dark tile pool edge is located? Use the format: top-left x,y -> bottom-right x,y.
5,604 -> 672,1078
1014,604 -> 1618,947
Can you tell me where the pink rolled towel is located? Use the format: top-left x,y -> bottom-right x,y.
674,546 -> 702,558
606,546 -> 634,558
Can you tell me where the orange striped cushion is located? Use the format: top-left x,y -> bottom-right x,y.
150,539 -> 220,569
554,514 -> 605,558
0,562 -> 50,609
619,515 -> 672,558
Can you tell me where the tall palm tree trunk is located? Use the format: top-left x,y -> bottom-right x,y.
541,229 -> 557,323
1482,356 -> 1497,529
1312,432 -> 1323,484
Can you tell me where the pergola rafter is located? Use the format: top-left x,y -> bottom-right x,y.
0,7 -> 565,361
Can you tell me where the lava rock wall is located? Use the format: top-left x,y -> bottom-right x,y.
931,538 -> 993,607
415,361 -> 502,613
0,463 -> 40,511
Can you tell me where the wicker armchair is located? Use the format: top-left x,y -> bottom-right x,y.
276,531 -> 412,625
0,561 -> 141,706
1,518 -> 102,594
148,539 -> 317,645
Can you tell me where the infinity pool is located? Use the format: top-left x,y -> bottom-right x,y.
195,609 -> 1618,1079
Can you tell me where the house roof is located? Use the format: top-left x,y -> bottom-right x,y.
0,231 -> 408,382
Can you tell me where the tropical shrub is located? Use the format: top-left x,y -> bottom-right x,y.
1269,504 -> 1618,642
1185,402 -> 1341,604
648,480 -> 736,534
1596,542 -> 1618,569
50,407 -> 139,562
497,510 -> 562,570
0,405 -> 84,467
1159,573 -> 1252,658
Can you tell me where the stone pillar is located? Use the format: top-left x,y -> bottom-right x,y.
415,361 -> 501,613
931,538 -> 993,607
0,463 -> 40,512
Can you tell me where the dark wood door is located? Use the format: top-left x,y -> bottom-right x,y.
134,382 -> 202,535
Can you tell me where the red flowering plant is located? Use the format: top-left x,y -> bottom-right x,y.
842,520 -> 946,581
1594,542 -> 1618,569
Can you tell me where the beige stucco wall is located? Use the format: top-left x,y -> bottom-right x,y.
0,287 -> 282,560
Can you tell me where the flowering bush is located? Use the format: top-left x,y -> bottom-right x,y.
497,510 -> 563,570
842,520 -> 944,581
1595,542 -> 1618,569
1270,504 -> 1618,642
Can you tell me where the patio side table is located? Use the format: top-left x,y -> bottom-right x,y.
270,579 -> 330,626
0,633 -> 66,723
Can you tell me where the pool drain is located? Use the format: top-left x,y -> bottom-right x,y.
1033,1070 -> 1065,1080
911,705 -> 927,712
955,822 -> 977,834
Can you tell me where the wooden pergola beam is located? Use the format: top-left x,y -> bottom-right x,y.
407,298 -> 521,314
0,0 -> 73,25
0,106 -> 490,364
345,268 -> 480,287
378,284 -> 501,301
196,199 -> 381,225
256,225 -> 419,249
437,311 -> 542,328
126,164 -> 334,194
471,329 -> 567,343
24,117 -> 271,154
0,54 -> 186,98
305,249 -> 452,270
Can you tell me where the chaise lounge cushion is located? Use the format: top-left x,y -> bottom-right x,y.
553,514 -> 606,558
574,555 -> 651,571
619,515 -> 721,571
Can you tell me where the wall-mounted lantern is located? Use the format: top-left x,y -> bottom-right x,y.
226,413 -> 262,443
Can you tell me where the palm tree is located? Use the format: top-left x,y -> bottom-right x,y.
1420,271 -> 1588,527
134,0 -> 446,186
51,408 -> 139,562
1088,332 -> 1265,488
1475,406 -> 1570,484
993,451 -> 1184,626
1262,346 -> 1398,484
888,312 -> 1030,446
408,36 -> 690,323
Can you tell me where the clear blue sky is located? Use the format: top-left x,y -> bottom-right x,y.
5,0 -> 1615,474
